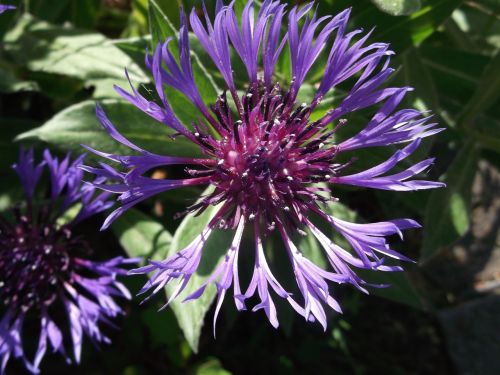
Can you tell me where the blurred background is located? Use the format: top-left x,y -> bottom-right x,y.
0,0 -> 499,374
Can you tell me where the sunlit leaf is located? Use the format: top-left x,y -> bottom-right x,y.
194,357 -> 232,375
16,99 -> 201,158
371,0 -> 422,16
112,209 -> 173,261
3,14 -> 148,85
166,200 -> 232,353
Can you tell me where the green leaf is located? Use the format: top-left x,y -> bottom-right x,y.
195,357 -> 232,375
28,0 -> 101,29
4,14 -> 148,85
123,0 -> 149,38
298,228 -> 327,269
16,99 -> 201,158
356,268 -> 425,309
166,201 -> 232,353
355,0 -> 463,52
458,51 -> 500,129
111,209 -> 173,261
0,64 -> 39,93
56,203 -> 82,227
113,35 -> 152,68
399,47 -> 440,112
371,0 -> 422,16
148,0 -> 179,46
468,113 -> 500,153
421,141 -> 479,260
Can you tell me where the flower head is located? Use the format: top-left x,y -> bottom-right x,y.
85,1 -> 444,330
0,149 -> 138,374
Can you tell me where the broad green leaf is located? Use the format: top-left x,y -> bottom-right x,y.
112,209 -> 172,261
166,201 -> 232,353
16,99 -> 201,158
113,35 -> 152,68
421,141 -> 478,260
371,0 -> 422,16
4,14 -> 148,85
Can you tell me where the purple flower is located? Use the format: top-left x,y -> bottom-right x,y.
0,149 -> 139,374
85,1 -> 444,330
0,4 -> 15,14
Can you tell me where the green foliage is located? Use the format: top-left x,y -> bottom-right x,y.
16,99 -> 201,157
371,0 -> 422,16
112,208 -> 173,261
166,201 -> 232,352
422,141 -> 479,260
3,14 -> 148,89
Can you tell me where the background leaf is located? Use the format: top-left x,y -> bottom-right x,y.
165,201 -> 233,353
15,99 -> 201,157
371,0 -> 422,16
112,208 -> 173,260
3,14 -> 148,93
421,141 -> 479,260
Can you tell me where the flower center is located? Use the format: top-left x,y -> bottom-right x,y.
0,209 -> 79,312
185,82 -> 339,228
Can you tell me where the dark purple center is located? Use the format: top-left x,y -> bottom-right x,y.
0,208 -> 79,313
185,83 -> 339,230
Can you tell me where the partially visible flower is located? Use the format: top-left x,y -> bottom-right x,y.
0,149 -> 138,374
0,4 -> 15,14
85,1 -> 444,330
